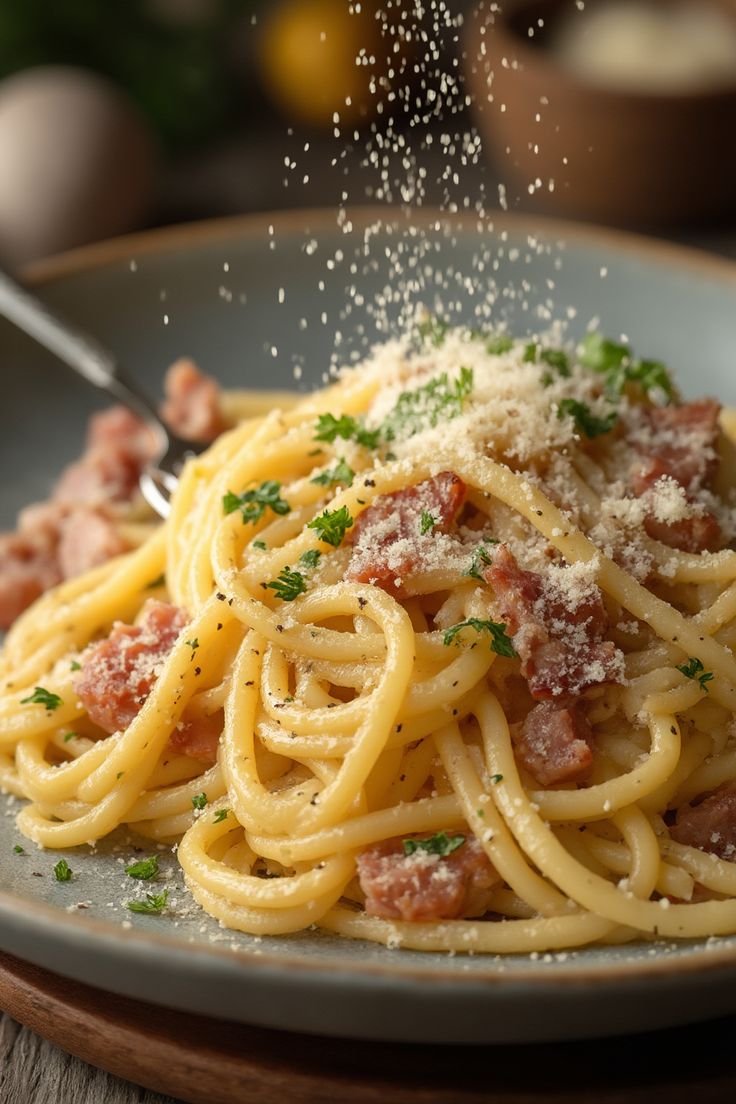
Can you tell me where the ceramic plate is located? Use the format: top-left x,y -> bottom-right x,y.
3,210 -> 736,1045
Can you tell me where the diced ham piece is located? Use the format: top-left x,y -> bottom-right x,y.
514,701 -> 593,786
356,834 -> 497,921
630,400 -> 721,496
57,508 -> 129,578
159,359 -> 227,445
629,399 -> 723,553
484,545 -> 623,700
670,785 -> 736,862
347,471 -> 466,590
54,406 -> 158,508
642,510 -> 723,555
0,530 -> 61,630
75,600 -> 187,733
169,713 -> 222,764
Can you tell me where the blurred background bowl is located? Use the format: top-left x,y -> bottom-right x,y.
464,0 -> 736,228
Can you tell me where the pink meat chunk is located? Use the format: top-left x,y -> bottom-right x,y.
670,785 -> 736,861
169,713 -> 222,764
75,600 -> 188,733
484,545 -> 623,700
347,471 -> 466,590
357,834 -> 497,921
630,399 -> 723,553
0,530 -> 61,630
57,508 -> 129,578
54,406 -> 157,508
159,359 -> 227,444
515,701 -> 593,786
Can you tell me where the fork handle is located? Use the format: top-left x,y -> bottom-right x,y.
0,266 -> 161,427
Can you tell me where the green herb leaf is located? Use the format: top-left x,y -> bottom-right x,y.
63,732 -> 78,743
252,540 -> 268,551
310,458 -> 355,487
443,618 -> 517,658
464,541 -> 498,581
185,638 -> 199,651
13,845 -> 24,854
579,333 -> 674,403
539,348 -> 570,378
676,657 -> 714,692
125,855 -> 159,880
403,832 -> 466,857
523,342 -> 538,363
490,773 -> 504,784
214,808 -> 230,823
223,481 -> 291,526
485,334 -> 514,355
70,660 -> 81,672
380,367 -> 474,443
557,398 -> 618,439
21,687 -> 62,711
266,566 -> 307,602
313,413 -> 380,449
417,315 -> 450,348
192,792 -> 208,811
299,549 -> 321,569
420,510 -> 437,535
145,573 -> 166,590
54,859 -> 72,882
127,890 -> 168,915
307,505 -> 354,548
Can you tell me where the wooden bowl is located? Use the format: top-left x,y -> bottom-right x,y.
463,0 -> 736,227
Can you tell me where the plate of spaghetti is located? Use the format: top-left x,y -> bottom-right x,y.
3,210 -> 736,1044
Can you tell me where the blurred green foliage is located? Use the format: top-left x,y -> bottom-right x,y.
0,0 -> 256,149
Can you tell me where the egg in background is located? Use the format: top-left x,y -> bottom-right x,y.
0,66 -> 158,269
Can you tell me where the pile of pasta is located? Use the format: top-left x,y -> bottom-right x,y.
4,325 -> 736,955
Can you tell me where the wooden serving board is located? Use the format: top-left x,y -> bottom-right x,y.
0,949 -> 735,1104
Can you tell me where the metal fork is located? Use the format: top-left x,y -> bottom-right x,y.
0,267 -> 199,518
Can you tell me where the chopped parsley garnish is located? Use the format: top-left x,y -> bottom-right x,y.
313,413 -> 380,450
125,855 -> 159,880
417,315 -> 450,348
403,832 -> 466,857
13,845 -> 24,854
53,859 -> 72,882
420,510 -> 437,535
307,505 -> 354,547
266,566 -> 307,602
252,540 -> 268,551
539,348 -> 570,377
443,618 -> 517,658
145,573 -> 166,589
523,342 -> 538,363
310,458 -> 355,487
213,808 -> 230,823
192,792 -> 208,810
127,890 -> 168,915
490,773 -> 504,784
70,660 -> 81,672
63,732 -> 78,743
485,333 -> 514,355
557,398 -> 618,439
223,481 -> 291,526
676,657 -> 714,693
464,541 -> 498,581
185,638 -> 199,651
579,333 -> 675,403
299,549 -> 321,569
381,367 -> 474,442
21,686 -> 62,711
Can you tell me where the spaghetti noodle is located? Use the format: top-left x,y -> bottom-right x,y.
4,325 -> 736,954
